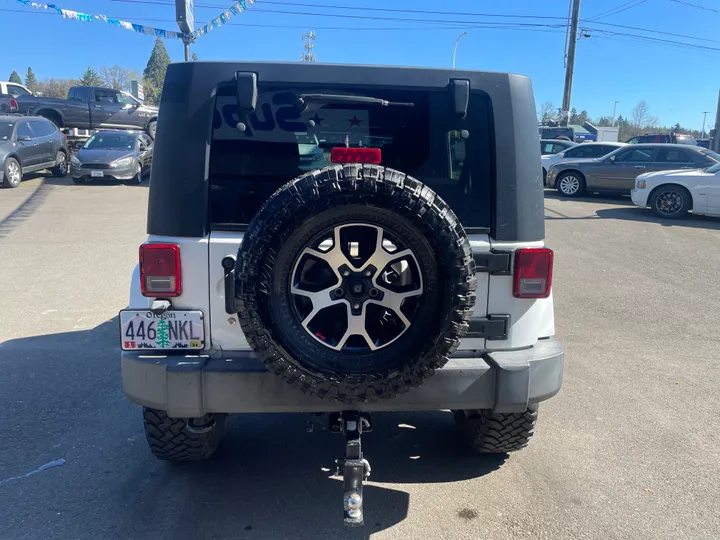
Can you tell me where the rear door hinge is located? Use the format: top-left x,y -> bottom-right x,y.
473,251 -> 511,275
467,315 -> 510,340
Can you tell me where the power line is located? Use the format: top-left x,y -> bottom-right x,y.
670,0 -> 720,14
585,0 -> 647,22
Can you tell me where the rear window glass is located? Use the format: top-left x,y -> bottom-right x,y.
209,86 -> 493,230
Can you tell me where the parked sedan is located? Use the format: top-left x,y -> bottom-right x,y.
631,158 -> 720,218
546,144 -> 720,197
1,115 -> 69,188
71,130 -> 153,185
541,142 -> 626,184
540,139 -> 577,156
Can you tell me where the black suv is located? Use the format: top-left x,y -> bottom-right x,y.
626,132 -> 697,145
0,115 -> 69,188
120,62 -> 564,526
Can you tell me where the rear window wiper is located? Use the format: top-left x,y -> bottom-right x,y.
297,93 -> 414,110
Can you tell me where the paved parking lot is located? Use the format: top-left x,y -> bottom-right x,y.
1,177 -> 720,540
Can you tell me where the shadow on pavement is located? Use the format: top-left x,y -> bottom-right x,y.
0,177 -> 52,239
2,319 -> 506,540
543,190 -> 633,205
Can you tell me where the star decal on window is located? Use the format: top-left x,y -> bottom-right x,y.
311,113 -> 324,126
348,115 -> 363,127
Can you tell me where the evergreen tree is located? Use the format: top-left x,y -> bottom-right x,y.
191,52 -> 199,61
143,38 -> 171,95
25,67 -> 38,92
9,71 -> 22,84
79,66 -> 102,87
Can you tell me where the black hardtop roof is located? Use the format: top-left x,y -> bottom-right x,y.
147,61 -> 544,242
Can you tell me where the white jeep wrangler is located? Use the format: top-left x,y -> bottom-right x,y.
120,62 -> 563,526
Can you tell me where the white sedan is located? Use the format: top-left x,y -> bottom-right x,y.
541,142 -> 626,185
631,161 -> 720,218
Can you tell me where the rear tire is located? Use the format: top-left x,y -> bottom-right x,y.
146,120 -> 157,140
650,185 -> 690,219
143,408 -> 227,461
453,404 -> 538,453
2,157 -> 22,188
556,171 -> 585,197
51,150 -> 68,177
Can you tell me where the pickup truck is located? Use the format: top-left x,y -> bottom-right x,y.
15,86 -> 159,139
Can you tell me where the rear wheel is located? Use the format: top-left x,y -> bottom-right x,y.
556,171 -> 585,197
650,185 -> 690,219
51,150 -> 68,177
454,404 -> 538,453
143,408 -> 227,461
2,157 -> 22,188
146,120 -> 157,140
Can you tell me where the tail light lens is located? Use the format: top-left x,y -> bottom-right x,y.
139,243 -> 181,297
9,98 -> 18,111
331,147 -> 382,164
513,248 -> 553,298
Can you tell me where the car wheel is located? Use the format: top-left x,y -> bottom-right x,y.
2,157 -> 22,188
542,168 -> 547,187
235,164 -> 477,404
650,185 -> 690,219
146,120 -> 157,140
556,171 -> 585,197
143,408 -> 227,461
453,404 -> 538,453
126,165 -> 143,185
51,150 -> 68,178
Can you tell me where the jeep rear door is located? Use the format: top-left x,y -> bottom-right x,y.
206,85 -> 494,351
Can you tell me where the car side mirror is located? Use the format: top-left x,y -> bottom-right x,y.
608,155 -> 616,163
17,135 -> 31,142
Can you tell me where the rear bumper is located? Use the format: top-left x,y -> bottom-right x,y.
121,338 -> 564,417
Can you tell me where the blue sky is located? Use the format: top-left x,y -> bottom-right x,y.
1,0 -> 718,130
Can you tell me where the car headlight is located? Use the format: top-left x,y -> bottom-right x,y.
111,157 -> 133,168
636,178 -> 647,189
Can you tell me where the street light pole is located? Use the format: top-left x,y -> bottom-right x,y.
612,100 -> 620,126
701,111 -> 710,138
452,32 -> 468,69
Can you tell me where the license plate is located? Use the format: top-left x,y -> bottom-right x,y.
90,170 -> 104,178
119,310 -> 204,351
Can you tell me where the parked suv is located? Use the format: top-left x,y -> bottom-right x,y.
626,132 -> 697,145
1,115 -> 69,188
120,62 -> 564,524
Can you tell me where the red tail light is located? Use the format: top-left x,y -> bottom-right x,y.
331,147 -> 382,164
513,248 -> 553,298
139,244 -> 182,297
9,98 -> 18,111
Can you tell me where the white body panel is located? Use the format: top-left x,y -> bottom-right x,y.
128,233 -> 558,355
632,168 -> 720,217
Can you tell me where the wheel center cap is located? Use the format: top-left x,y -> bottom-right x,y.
349,280 -> 365,296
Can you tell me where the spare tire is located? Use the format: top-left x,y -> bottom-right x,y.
235,164 -> 476,404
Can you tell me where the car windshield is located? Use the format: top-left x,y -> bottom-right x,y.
0,122 -> 13,141
83,133 -> 135,150
701,150 -> 720,162
706,162 -> 720,173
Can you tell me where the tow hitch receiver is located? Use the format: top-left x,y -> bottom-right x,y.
331,411 -> 372,527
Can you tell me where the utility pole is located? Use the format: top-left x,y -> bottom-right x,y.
561,0 -> 582,125
301,31 -> 316,62
701,111 -> 710,138
175,0 -> 194,61
713,90 -> 720,152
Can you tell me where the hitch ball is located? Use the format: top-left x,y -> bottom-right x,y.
345,492 -> 363,518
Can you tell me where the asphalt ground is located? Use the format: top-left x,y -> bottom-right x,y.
1,176 -> 719,540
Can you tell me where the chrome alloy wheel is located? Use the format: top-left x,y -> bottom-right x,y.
6,160 -> 21,186
290,223 -> 424,352
559,174 -> 580,195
